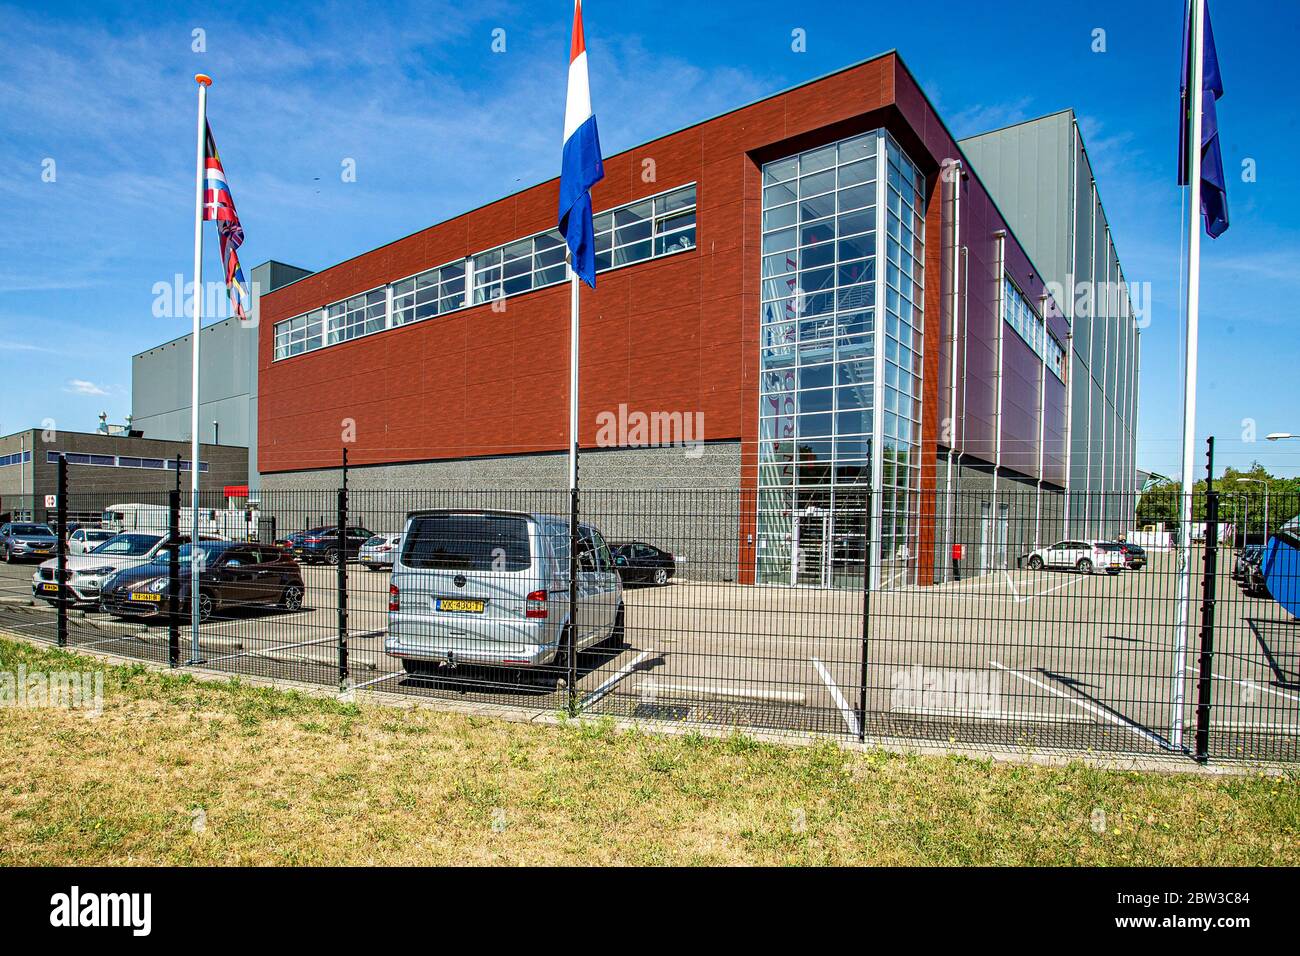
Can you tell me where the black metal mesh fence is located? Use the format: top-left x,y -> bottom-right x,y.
2,479 -> 1296,764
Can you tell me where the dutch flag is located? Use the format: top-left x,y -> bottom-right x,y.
559,0 -> 604,288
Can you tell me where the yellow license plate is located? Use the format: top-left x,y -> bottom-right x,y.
435,598 -> 484,613
129,592 -> 162,602
40,583 -> 59,592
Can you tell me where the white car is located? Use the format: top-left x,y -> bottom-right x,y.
1025,539 -> 1124,575
32,531 -> 221,606
359,533 -> 402,570
68,528 -> 116,554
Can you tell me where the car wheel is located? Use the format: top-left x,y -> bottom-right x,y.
605,602 -> 627,649
195,591 -> 215,622
653,567 -> 669,586
325,549 -> 340,566
548,630 -> 573,689
1027,555 -> 1044,571
281,584 -> 304,611
1076,558 -> 1093,575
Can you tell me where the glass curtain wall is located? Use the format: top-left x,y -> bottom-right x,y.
757,130 -> 924,589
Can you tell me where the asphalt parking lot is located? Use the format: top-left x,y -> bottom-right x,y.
0,550 -> 1294,760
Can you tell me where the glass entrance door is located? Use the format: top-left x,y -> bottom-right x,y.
792,506 -> 831,586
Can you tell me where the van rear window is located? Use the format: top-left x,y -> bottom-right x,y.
401,515 -> 530,571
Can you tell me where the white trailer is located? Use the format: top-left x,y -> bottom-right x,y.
100,502 -> 260,540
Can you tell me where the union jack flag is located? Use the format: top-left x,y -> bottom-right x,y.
203,122 -> 250,321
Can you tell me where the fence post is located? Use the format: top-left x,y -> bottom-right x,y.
55,454 -> 67,647
856,483 -> 873,743
337,486 -> 349,690
168,489 -> 180,667
1194,437 -> 1219,763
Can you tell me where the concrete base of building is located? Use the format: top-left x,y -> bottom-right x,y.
257,442 -> 746,582
930,453 -> 1069,584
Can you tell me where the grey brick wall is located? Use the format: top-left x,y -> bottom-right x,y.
257,442 -> 745,581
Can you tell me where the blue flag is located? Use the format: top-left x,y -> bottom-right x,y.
1178,0 -> 1228,238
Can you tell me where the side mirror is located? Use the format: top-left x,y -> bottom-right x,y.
614,555 -> 627,566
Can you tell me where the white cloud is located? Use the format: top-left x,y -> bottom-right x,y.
65,379 -> 110,396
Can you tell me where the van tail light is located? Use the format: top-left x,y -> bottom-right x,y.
388,582 -> 400,612
526,589 -> 548,619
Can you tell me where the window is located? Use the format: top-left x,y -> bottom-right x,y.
325,288 -> 386,345
1003,276 -> 1065,383
757,131 -> 924,590
400,513 -> 530,571
0,450 -> 31,468
393,262 -> 465,326
472,230 -> 568,304
595,184 -> 696,272
273,183 -> 698,361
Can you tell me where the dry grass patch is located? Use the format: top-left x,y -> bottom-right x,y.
1,637 -> 1297,865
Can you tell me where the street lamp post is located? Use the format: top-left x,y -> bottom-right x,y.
1236,478 -> 1269,547
1265,433 -> 1297,441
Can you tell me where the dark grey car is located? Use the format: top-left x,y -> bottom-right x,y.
0,522 -> 58,563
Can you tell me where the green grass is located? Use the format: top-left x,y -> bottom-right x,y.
0,635 -> 1296,865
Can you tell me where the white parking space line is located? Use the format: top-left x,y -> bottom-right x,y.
934,572 -> 1087,603
811,656 -> 859,737
203,636 -> 336,666
78,633 -> 150,649
580,650 -> 653,709
640,680 -> 806,704
1213,673 -> 1300,705
990,660 -> 1169,749
351,670 -> 405,691
1,620 -> 57,632
1003,572 -> 1091,604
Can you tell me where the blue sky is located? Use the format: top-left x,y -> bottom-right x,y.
0,0 -> 1296,478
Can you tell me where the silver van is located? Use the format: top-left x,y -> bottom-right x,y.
386,509 -> 624,676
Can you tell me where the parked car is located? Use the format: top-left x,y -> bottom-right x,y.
1233,545 -> 1264,582
289,525 -> 374,565
32,531 -> 219,606
610,541 -> 677,585
359,533 -> 402,570
386,509 -> 624,677
1,522 -> 58,563
1024,539 -> 1124,574
1115,541 -> 1147,570
68,528 -> 116,554
100,541 -> 305,622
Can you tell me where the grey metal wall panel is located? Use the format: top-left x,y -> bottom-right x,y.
131,260 -> 312,497
958,111 -> 1072,287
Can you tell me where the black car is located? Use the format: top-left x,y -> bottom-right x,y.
1116,541 -> 1147,569
288,525 -> 374,565
610,541 -> 677,585
101,541 -> 305,622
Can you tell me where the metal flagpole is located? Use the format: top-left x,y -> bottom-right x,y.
1171,0 -> 1205,752
566,255 -> 580,711
189,73 -> 212,664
